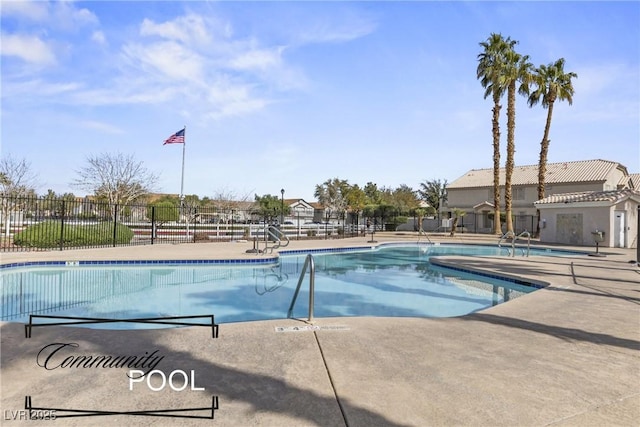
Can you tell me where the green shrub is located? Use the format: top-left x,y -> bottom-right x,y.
13,221 -> 134,248
193,232 -> 210,242
385,216 -> 408,231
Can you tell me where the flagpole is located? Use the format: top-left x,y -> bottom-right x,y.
180,125 -> 186,201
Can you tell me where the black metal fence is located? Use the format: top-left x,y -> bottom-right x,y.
399,212 -> 537,235
0,196 -> 351,252
0,196 -> 539,252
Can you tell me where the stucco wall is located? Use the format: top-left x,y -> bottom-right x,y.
538,202 -> 638,248
447,182 -> 609,216
538,206 -> 611,247
611,199 -> 639,248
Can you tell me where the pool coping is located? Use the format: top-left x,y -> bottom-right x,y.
0,242 -> 581,293
429,256 -> 550,289
0,240 -> 587,270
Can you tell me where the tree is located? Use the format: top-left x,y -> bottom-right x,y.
344,184 -> 367,214
72,152 -> 159,219
499,44 -> 533,234
39,189 -> 76,218
209,187 -> 253,211
343,184 -> 367,230
314,178 -> 349,222
477,34 -> 516,235
418,179 -> 448,217
449,208 -> 466,237
414,208 -> 426,234
363,182 -> 382,204
253,194 -> 289,223
1,155 -> 39,235
146,201 -> 179,224
0,155 -> 38,198
528,58 -> 577,236
391,184 -> 419,215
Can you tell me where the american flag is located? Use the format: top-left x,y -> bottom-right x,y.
163,128 -> 185,145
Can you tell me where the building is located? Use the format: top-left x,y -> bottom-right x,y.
446,159 -> 634,234
285,199 -> 316,224
534,189 -> 639,248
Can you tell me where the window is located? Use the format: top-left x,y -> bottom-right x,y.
514,187 -> 525,200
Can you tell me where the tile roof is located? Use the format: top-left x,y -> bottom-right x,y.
534,189 -> 640,205
447,159 -> 623,189
630,173 -> 640,190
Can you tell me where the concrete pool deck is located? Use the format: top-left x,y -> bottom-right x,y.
1,233 -> 638,426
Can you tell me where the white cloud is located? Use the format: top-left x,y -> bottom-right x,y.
229,46 -> 284,71
293,11 -> 376,45
0,0 -> 49,21
205,82 -> 270,119
122,41 -> 205,82
1,7 -> 365,122
1,0 -> 98,29
50,1 -> 99,29
562,62 -> 639,123
70,83 -> 179,106
140,14 -> 212,45
0,33 -> 56,65
573,63 -> 638,98
91,31 -> 106,45
79,120 -> 125,135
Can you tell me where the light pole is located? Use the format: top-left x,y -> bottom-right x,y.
280,189 -> 285,225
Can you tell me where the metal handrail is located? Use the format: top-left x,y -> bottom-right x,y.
498,231 -> 515,247
517,230 -> 531,257
417,227 -> 432,244
498,230 -> 530,257
287,254 -> 315,321
263,225 -> 290,254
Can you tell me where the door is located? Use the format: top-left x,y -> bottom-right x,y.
614,211 -> 625,248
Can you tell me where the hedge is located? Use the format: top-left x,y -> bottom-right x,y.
13,221 -> 134,248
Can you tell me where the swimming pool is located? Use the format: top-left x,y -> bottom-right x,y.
0,244 -> 577,328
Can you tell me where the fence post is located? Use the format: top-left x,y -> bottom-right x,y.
151,206 -> 155,245
474,212 -> 477,234
112,204 -> 118,247
636,206 -> 640,264
59,200 -> 65,251
532,215 -> 535,235
193,208 -> 197,243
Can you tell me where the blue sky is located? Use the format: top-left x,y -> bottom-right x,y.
2,1 -> 639,201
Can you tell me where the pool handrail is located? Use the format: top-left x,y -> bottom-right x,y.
417,227 -> 432,244
263,225 -> 290,254
287,254 -> 315,321
498,230 -> 531,257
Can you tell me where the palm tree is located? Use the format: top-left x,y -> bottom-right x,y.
499,46 -> 533,233
477,34 -> 516,235
418,178 -> 448,221
449,208 -> 466,237
528,58 -> 577,236
314,178 -> 349,223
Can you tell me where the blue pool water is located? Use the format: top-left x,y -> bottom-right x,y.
0,244 -> 577,328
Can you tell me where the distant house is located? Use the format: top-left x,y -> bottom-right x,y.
285,199 -> 316,224
535,189 -> 639,248
446,159 -> 634,234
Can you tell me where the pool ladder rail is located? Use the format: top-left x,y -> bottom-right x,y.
287,254 -> 315,321
417,227 -> 432,244
498,230 -> 531,257
262,225 -> 290,254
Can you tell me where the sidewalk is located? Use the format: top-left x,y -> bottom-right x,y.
1,234 -> 638,426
